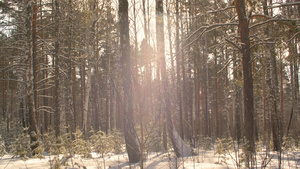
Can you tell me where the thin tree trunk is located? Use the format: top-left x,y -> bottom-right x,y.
72,65 -> 77,128
214,49 -> 219,138
293,46 -> 299,137
289,61 -> 295,135
2,58 -> 7,123
54,0 -> 61,137
194,56 -> 201,142
142,0 -> 148,44
180,1 -> 187,140
280,48 -> 284,135
10,83 -> 13,131
203,36 -> 210,137
32,0 -> 38,127
164,5 -> 171,146
80,64 -> 85,130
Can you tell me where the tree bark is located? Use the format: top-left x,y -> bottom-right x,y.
233,53 -> 242,143
82,66 -> 92,138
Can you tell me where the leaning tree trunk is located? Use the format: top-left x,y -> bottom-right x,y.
235,0 -> 255,165
156,0 -> 191,157
119,0 -> 141,163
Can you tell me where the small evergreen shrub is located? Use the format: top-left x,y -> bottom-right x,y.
215,137 -> 245,168
72,128 -> 91,158
9,128 -> 31,160
90,128 -> 113,157
197,135 -> 213,150
0,135 -> 7,157
282,136 -> 297,152
43,130 -> 63,155
110,129 -> 124,154
0,120 -> 23,152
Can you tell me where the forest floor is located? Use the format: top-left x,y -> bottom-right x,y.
0,149 -> 299,169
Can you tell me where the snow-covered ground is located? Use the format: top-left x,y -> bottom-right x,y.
0,150 -> 299,168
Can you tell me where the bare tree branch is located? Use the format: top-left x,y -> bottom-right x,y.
225,38 -> 242,50
268,2 -> 300,9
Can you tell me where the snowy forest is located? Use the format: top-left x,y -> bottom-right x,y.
0,0 -> 300,168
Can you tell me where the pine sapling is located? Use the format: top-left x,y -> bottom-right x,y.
0,135 -> 7,158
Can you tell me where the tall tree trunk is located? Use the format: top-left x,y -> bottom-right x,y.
106,0 -> 115,131
235,0 -> 255,164
83,0 -> 98,138
66,0 -> 75,134
54,0 -> 61,137
26,0 -> 38,152
156,0 -> 191,157
192,0 -> 201,141
119,0 -> 141,163
164,0 -> 173,151
263,0 -> 282,151
32,0 -> 38,129
175,0 -> 184,139
40,0 -> 48,133
180,1 -> 187,140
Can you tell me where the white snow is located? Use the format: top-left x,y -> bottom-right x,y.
0,150 -> 299,168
